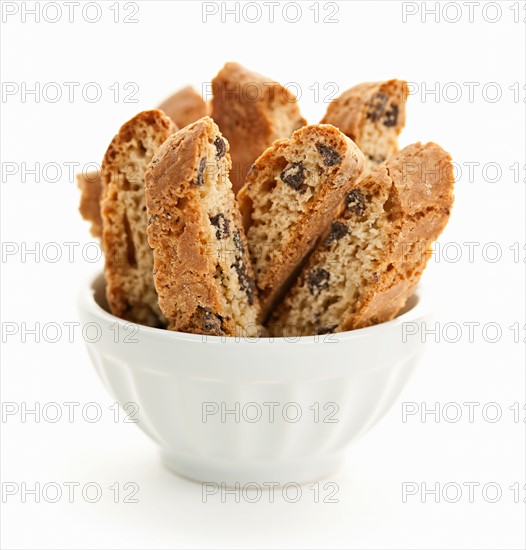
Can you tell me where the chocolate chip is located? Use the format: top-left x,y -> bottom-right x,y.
214,136 -> 226,159
316,144 -> 341,166
345,189 -> 366,216
232,231 -> 254,305
210,213 -> 230,240
383,105 -> 399,127
193,306 -> 223,334
316,325 -> 338,335
373,272 -> 379,282
195,157 -> 207,186
233,230 -> 244,254
234,259 -> 255,305
366,92 -> 389,122
123,215 -> 137,266
280,162 -> 306,192
308,268 -> 330,295
232,232 -> 253,303
324,221 -> 349,245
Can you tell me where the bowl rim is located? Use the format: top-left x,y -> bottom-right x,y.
78,271 -> 430,347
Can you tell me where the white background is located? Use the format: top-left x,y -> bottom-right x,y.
1,1 -> 525,548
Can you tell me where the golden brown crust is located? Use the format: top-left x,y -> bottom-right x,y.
237,124 -> 365,320
270,142 -> 454,335
145,116 -> 260,336
101,110 -> 177,327
321,80 -> 408,172
211,62 -> 306,193
348,143 -> 453,329
157,86 -> 209,129
77,171 -> 103,237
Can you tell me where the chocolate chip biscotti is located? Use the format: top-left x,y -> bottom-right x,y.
321,80 -> 408,173
101,110 -> 177,327
145,116 -> 260,336
269,142 -> 454,336
212,62 -> 306,193
237,124 -> 365,320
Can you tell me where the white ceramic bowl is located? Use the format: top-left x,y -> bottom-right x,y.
78,273 -> 429,485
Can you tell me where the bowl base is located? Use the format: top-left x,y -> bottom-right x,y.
161,451 -> 344,487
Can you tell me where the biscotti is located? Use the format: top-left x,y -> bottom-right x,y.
237,124 -> 365,320
145,116 -> 260,336
77,171 -> 103,237
211,62 -> 306,193
76,65 -> 456,339
269,142 -> 454,335
101,110 -> 176,327
158,85 -> 208,129
321,80 -> 408,173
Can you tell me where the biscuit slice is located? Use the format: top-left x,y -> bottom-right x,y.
78,88 -> 206,237
270,142 -> 455,336
212,62 -> 306,193
157,85 -> 209,129
77,170 -> 103,237
237,124 -> 365,320
321,80 -> 408,173
145,116 -> 260,336
101,110 -> 177,327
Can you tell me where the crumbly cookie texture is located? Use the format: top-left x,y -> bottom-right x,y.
101,110 -> 177,327
237,124 -> 365,320
211,62 -> 306,193
157,86 -> 209,129
321,80 -> 409,173
77,171 -> 103,237
269,142 -> 454,336
145,116 -> 261,336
